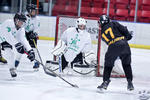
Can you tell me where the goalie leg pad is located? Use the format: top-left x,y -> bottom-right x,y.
45,60 -> 59,71
84,51 -> 96,66
51,40 -> 67,56
73,63 -> 96,75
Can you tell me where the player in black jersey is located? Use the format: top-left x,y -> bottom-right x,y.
97,15 -> 134,91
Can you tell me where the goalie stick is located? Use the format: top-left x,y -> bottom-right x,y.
32,39 -> 56,77
73,69 -> 96,75
46,60 -> 96,75
32,40 -> 79,88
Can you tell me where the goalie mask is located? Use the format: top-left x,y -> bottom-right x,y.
14,13 -> 26,30
26,4 -> 38,18
76,17 -> 87,30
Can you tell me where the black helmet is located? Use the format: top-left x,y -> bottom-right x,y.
26,4 -> 38,13
99,15 -> 110,26
14,13 -> 26,22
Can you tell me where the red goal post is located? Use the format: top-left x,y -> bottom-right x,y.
54,15 -> 125,77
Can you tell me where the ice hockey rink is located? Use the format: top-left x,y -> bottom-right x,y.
0,40 -> 150,100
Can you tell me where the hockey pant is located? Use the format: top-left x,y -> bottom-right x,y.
103,40 -> 133,82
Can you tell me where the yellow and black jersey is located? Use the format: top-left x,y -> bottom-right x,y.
101,21 -> 132,45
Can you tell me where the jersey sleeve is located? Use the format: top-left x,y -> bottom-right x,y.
18,28 -> 32,51
0,20 -> 18,45
82,33 -> 92,53
114,22 -> 132,40
33,17 -> 40,33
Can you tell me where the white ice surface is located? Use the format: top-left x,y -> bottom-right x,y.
0,40 -> 150,100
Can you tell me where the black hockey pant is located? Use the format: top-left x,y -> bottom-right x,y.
26,31 -> 37,48
103,40 -> 133,82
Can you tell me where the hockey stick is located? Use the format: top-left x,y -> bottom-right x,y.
32,40 -> 79,88
24,51 -> 56,77
37,59 -> 79,88
32,39 -> 43,65
24,51 -> 79,88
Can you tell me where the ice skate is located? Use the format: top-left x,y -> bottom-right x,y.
127,80 -> 134,91
15,60 -> 20,68
97,80 -> 111,91
0,56 -> 7,64
33,62 -> 40,71
9,68 -> 17,77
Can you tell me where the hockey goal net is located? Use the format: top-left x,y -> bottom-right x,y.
54,15 -> 125,77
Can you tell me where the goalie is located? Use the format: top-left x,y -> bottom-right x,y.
51,18 -> 96,73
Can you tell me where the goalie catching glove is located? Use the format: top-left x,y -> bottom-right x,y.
83,50 -> 97,66
51,40 -> 67,56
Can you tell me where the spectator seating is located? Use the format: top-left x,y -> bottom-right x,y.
90,7 -> 103,17
103,8 -> 115,19
141,0 -> 150,10
129,0 -> 142,10
115,9 -> 129,21
128,10 -> 142,21
81,7 -> 91,17
51,0 -> 150,23
64,6 -> 78,16
115,0 -> 129,9
139,10 -> 150,23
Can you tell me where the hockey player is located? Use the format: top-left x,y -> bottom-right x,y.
0,13 -> 35,77
51,17 -> 96,73
0,44 -> 7,64
97,15 -> 134,91
15,4 -> 40,70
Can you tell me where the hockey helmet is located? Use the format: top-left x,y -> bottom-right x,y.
99,15 -> 110,27
76,17 -> 87,26
14,13 -> 26,22
76,17 -> 87,30
26,4 -> 38,13
26,4 -> 38,17
14,13 -> 26,29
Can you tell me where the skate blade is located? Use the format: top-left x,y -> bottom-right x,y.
33,68 -> 39,72
97,88 -> 105,93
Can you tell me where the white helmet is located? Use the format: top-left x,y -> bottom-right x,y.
76,17 -> 87,26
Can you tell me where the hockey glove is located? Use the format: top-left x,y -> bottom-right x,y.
27,49 -> 35,62
15,42 -> 25,54
1,41 -> 12,50
126,31 -> 133,41
29,32 -> 39,39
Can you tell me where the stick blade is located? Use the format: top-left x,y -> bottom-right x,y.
72,84 -> 79,88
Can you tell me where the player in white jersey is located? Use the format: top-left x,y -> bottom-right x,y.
51,18 -> 96,72
15,4 -> 40,70
0,13 -> 35,77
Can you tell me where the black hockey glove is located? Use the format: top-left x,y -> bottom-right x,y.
29,32 -> 39,39
27,49 -> 35,62
1,41 -> 12,50
126,31 -> 133,41
15,43 -> 25,54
